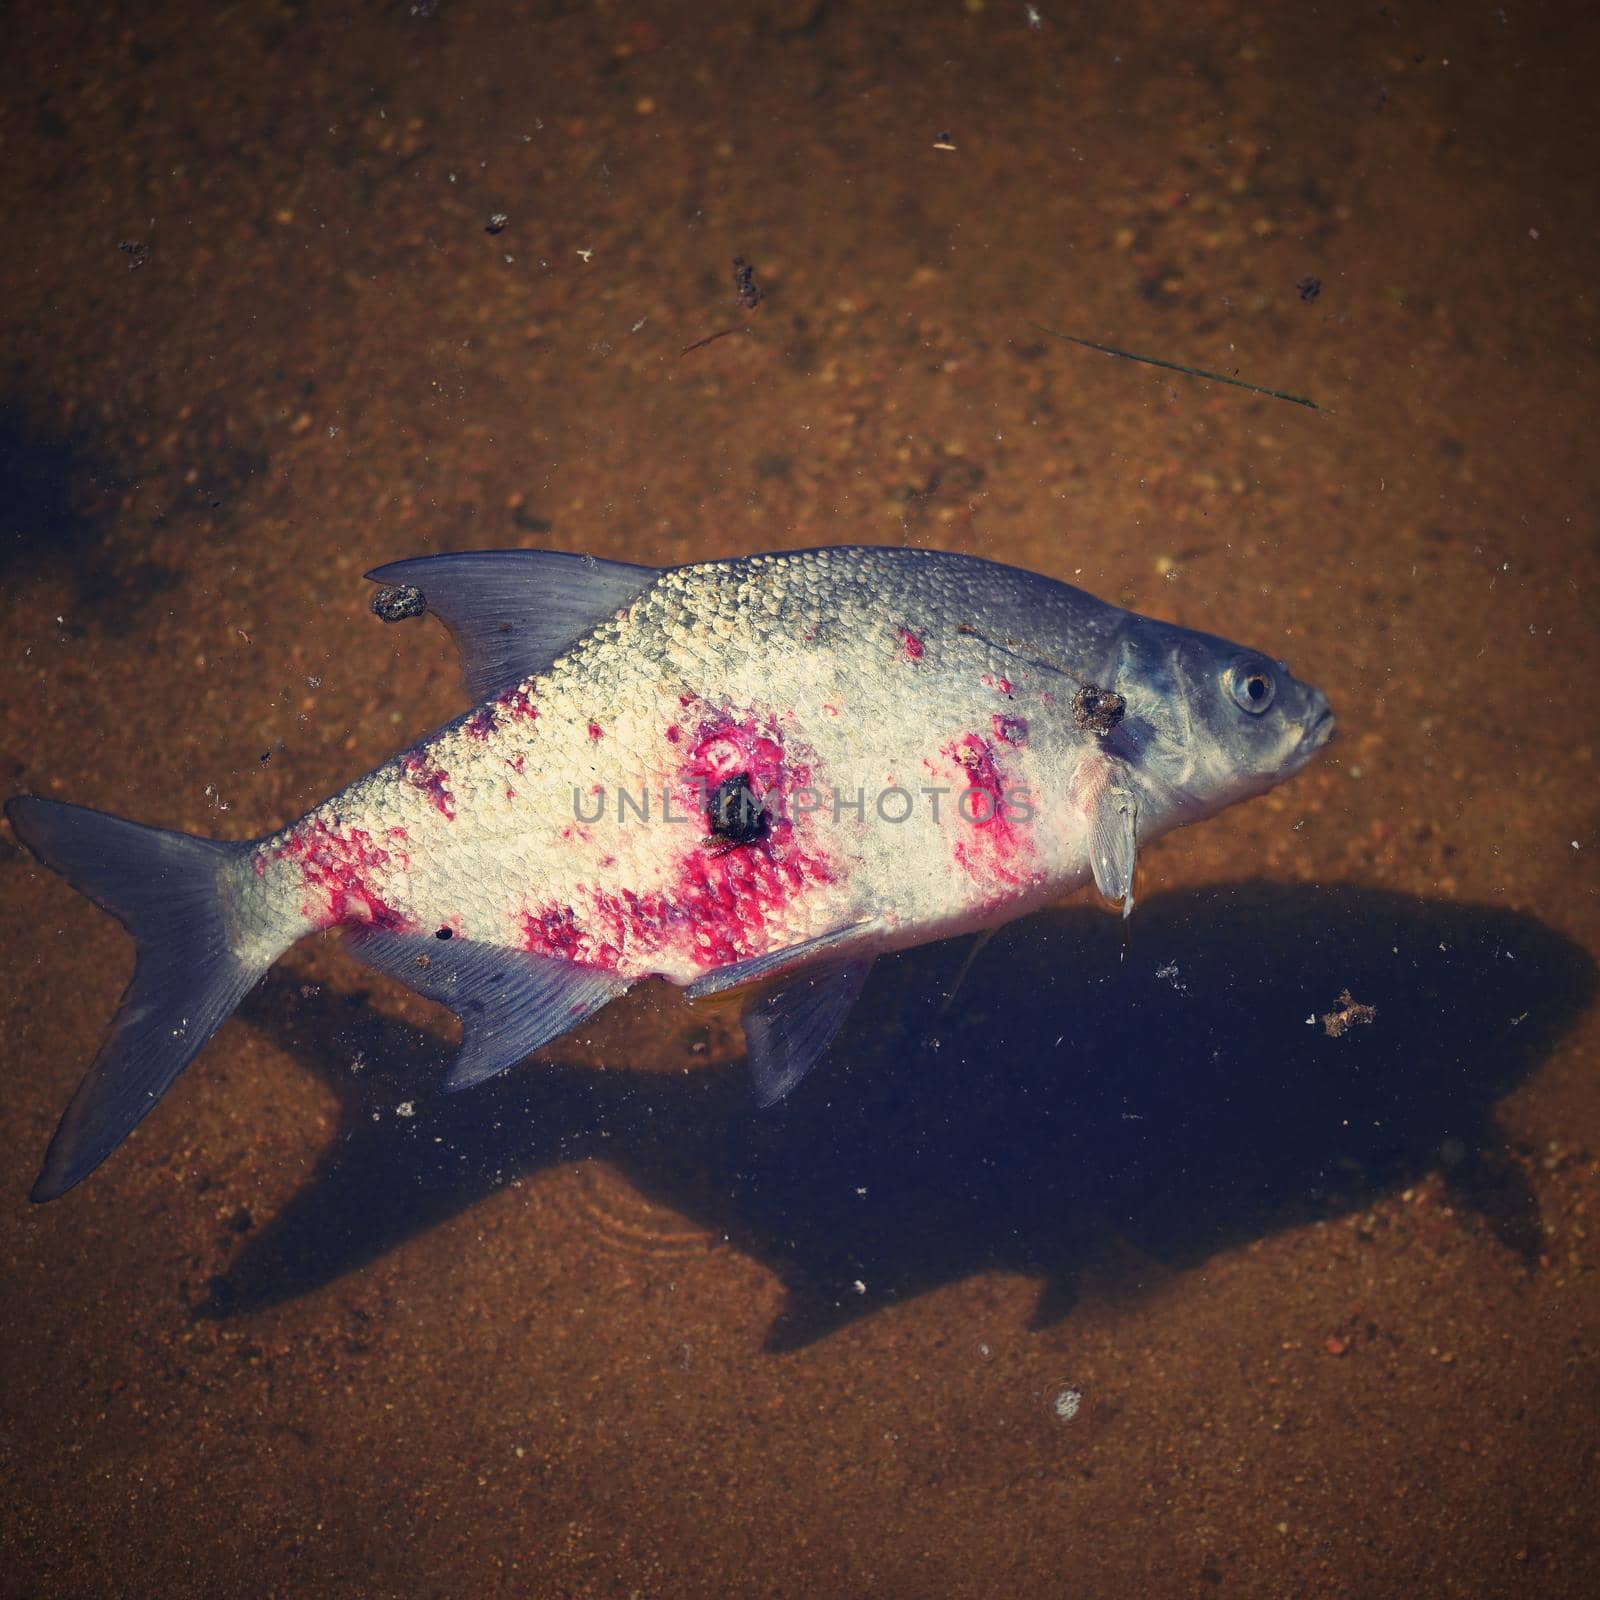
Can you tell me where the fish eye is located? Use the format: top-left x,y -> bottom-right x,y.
1226,660 -> 1276,715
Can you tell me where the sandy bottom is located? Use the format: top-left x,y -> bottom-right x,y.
2,1 -> 1597,1594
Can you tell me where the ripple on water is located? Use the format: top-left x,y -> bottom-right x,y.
546,1158 -> 721,1261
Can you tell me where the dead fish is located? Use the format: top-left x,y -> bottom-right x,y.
7,546 -> 1335,1200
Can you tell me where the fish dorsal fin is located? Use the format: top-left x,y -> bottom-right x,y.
741,957 -> 875,1107
365,549 -> 662,702
345,929 -> 627,1092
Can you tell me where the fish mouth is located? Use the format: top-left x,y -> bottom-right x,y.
1298,704 -> 1336,758
1284,701 -> 1335,774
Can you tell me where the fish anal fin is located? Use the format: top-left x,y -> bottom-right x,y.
345,929 -> 626,1092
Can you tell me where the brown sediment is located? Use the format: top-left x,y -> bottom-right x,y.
1,2 -> 1598,1597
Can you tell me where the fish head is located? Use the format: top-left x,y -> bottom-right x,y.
1111,616 -> 1336,820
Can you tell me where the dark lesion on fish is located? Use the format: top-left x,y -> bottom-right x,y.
1072,684 -> 1126,734
955,621 -> 1127,734
703,772 -> 770,854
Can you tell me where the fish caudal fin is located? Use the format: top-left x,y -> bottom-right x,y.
6,796 -> 269,1202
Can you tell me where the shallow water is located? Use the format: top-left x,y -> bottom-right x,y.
3,2 -> 1597,1595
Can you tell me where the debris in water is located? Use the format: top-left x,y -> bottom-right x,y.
683,256 -> 765,356
371,584 -> 427,623
1321,988 -> 1377,1038
732,255 -> 763,311
1048,1384 -> 1084,1423
1154,960 -> 1187,994
1030,321 -> 1320,410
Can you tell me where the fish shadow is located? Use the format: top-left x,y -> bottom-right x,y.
209,882 -> 1596,1349
0,400 -> 185,631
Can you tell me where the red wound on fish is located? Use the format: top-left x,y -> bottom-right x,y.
276,819 -> 411,931
898,628 -> 925,661
464,707 -> 497,741
940,732 -> 1034,894
519,904 -> 621,968
402,753 -> 455,819
495,685 -> 539,721
993,714 -> 1029,745
674,706 -> 832,963
521,702 -> 835,975
688,717 -> 786,792
524,844 -> 833,974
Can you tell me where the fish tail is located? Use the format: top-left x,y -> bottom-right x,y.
6,796 -> 274,1202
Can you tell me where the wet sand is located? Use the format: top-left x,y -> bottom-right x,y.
3,1 -> 1597,1594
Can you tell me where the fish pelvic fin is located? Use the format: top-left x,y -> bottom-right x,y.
743,956 -> 875,1107
6,797 -> 273,1202
680,920 -> 882,1105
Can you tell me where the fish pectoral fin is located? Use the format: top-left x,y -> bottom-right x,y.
681,919 -> 880,1001
1078,755 -> 1139,916
345,930 -> 627,1092
938,926 -> 998,1017
364,549 -> 662,703
742,957 -> 875,1108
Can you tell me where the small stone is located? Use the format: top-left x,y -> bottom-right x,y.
1048,1384 -> 1084,1423
371,584 -> 427,623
